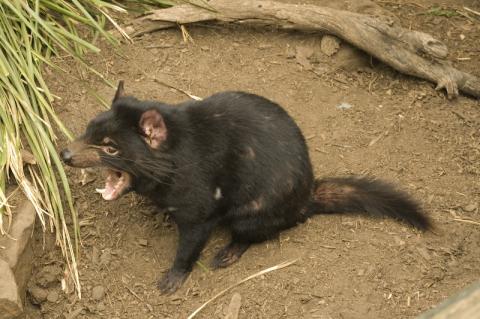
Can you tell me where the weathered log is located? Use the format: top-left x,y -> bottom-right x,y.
127,0 -> 480,99
416,281 -> 480,319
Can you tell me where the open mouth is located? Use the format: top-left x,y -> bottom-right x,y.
95,169 -> 132,201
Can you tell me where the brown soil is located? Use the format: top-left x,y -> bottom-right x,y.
25,1 -> 480,318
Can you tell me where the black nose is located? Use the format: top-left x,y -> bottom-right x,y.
60,149 -> 72,164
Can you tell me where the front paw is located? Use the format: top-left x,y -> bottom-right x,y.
157,269 -> 189,294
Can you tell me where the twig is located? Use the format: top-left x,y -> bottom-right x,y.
99,8 -> 133,44
464,7 -> 480,17
152,78 -> 202,100
314,148 -> 328,154
187,258 -> 298,319
368,74 -> 379,93
318,244 -> 336,249
453,218 -> 480,226
145,44 -> 174,49
124,284 -> 143,302
330,143 -> 353,148
180,25 -> 195,43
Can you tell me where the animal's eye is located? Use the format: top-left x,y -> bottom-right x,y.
102,146 -> 119,156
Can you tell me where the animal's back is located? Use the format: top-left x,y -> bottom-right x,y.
176,92 -> 315,239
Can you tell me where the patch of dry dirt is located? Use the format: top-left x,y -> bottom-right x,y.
25,0 -> 479,318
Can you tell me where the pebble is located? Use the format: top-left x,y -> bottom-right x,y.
91,285 -> 106,300
28,286 -> 48,304
100,249 -> 112,265
96,302 -> 106,311
36,265 -> 62,288
47,290 -> 59,303
463,203 -> 478,212
92,247 -> 100,265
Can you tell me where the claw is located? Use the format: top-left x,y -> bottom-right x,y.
157,269 -> 189,294
211,242 -> 249,269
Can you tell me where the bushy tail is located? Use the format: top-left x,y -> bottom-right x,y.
306,176 -> 431,230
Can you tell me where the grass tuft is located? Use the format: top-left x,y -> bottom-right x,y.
0,0 -> 172,297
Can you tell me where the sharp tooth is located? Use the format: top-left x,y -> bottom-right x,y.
96,188 -> 106,194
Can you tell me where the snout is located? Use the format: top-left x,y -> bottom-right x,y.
60,148 -> 73,165
59,140 -> 102,168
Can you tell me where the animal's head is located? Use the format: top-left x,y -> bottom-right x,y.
60,81 -> 172,200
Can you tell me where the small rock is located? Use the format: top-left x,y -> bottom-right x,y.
28,286 -> 48,304
96,302 -> 106,311
320,35 -> 341,56
258,44 -> 272,50
138,239 -> 148,247
357,269 -> 365,276
393,236 -> 406,246
47,290 -> 59,303
463,203 -> 478,212
91,247 -> 100,265
336,102 -> 353,110
91,285 -> 105,301
100,249 -> 111,265
0,260 -> 22,317
285,46 -> 296,59
125,26 -> 134,35
36,265 -> 62,288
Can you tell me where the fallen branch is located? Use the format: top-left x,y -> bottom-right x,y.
128,0 -> 480,99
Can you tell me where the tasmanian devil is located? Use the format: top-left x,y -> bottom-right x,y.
60,81 -> 431,293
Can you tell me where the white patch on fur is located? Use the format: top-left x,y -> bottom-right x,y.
214,187 -> 222,200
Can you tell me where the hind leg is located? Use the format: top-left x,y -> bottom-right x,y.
212,211 -> 294,268
211,240 -> 250,268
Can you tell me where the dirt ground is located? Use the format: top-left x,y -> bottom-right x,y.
24,0 -> 480,318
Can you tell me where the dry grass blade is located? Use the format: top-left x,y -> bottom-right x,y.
153,78 -> 202,100
187,259 -> 299,319
463,7 -> 480,17
0,0 -> 174,297
453,218 -> 480,226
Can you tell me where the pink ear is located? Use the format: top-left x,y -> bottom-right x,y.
139,109 -> 167,149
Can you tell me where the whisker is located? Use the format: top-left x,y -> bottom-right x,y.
101,157 -> 174,186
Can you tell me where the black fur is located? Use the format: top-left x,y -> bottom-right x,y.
307,177 -> 430,230
62,88 -> 431,293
